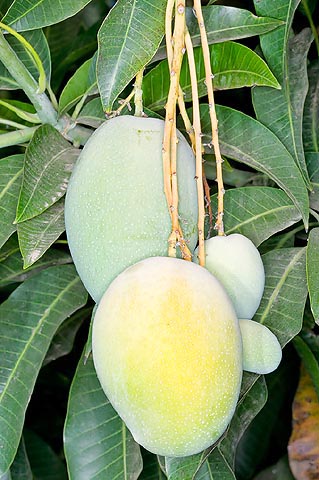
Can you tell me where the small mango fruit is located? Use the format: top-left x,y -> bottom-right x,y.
65,116 -> 198,303
92,256 -> 242,457
196,234 -> 265,319
239,319 -> 282,374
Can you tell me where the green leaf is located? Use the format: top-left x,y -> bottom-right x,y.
211,187 -> 302,247
2,0 -> 93,31
293,336 -> 319,399
165,452 -> 208,480
17,199 -> 65,268
255,247 -> 307,346
0,29 -> 51,89
253,0 -> 301,82
144,42 -> 279,111
252,3 -> 312,185
154,6 -> 284,63
24,430 -> 68,479
9,437 -> 32,480
43,307 -> 91,366
59,57 -> 98,115
15,125 -> 79,223
0,100 -> 37,126
139,451 -> 167,480
303,60 -> 319,152
0,0 -> 13,18
0,154 -> 23,249
64,351 -> 143,480
97,0 -> 166,112
307,152 -> 319,211
200,104 -> 309,228
0,234 -> 71,288
306,227 -> 319,324
219,374 -> 268,471
0,264 -> 87,475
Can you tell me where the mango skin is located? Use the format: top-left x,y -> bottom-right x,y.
65,115 -> 198,303
196,234 -> 265,319
92,256 -> 242,457
239,319 -> 282,374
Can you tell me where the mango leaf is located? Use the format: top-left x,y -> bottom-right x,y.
144,42 -> 279,111
0,29 -> 51,89
165,452 -> 208,480
199,104 -> 309,228
59,56 -> 98,115
2,0 -> 93,31
0,100 -> 37,126
288,366 -> 319,479
303,60 -> 319,152
219,374 -> 268,470
211,187 -> 301,247
306,228 -> 319,324
17,199 -> 65,268
306,152 -> 319,211
97,0 -> 166,113
64,352 -> 143,480
43,307 -> 91,366
254,248 -> 307,347
153,6 -> 284,62
24,430 -> 67,479
0,154 -> 23,249
252,1 -> 312,185
9,437 -> 32,480
198,450 -> 236,480
293,337 -> 319,399
139,451 -> 167,480
253,0 -> 301,82
0,0 -> 12,18
15,124 -> 79,223
0,264 -> 87,475
0,234 -> 71,288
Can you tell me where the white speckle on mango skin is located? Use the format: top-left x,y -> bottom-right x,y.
92,257 -> 243,457
64,115 -> 198,303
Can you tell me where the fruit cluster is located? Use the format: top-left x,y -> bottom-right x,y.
65,117 -> 281,457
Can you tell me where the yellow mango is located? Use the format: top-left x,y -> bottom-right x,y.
92,256 -> 242,457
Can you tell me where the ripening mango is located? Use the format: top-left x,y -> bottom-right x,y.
92,256 -> 243,457
65,115 -> 198,302
196,234 -> 265,319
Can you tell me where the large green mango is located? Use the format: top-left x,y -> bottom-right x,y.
65,115 -> 198,302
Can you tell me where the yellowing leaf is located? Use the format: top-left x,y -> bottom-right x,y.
288,365 -> 319,479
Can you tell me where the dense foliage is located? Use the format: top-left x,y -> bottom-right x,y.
0,0 -> 318,479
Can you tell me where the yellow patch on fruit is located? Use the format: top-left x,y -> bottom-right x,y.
92,256 -> 242,457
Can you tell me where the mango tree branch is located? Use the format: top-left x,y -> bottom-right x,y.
0,31 -> 58,126
193,0 -> 225,236
0,126 -> 38,148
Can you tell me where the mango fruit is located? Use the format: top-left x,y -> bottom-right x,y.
92,256 -> 242,457
196,234 -> 265,319
239,319 -> 282,374
64,115 -> 198,303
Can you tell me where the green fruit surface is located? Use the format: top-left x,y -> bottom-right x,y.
196,234 -> 265,319
65,115 -> 198,302
239,319 -> 282,374
92,256 -> 242,457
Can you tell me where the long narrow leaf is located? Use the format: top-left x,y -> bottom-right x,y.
200,104 -> 309,228
64,352 -> 143,480
97,0 -> 166,112
0,154 -> 23,249
2,0 -> 93,32
306,227 -> 319,323
0,264 -> 87,474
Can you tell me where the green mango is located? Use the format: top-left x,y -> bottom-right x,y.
65,115 -> 198,302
